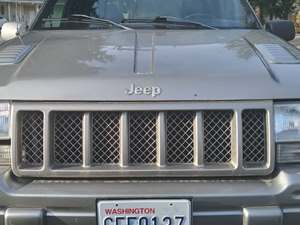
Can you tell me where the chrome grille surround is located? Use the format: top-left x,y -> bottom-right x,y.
12,101 -> 274,178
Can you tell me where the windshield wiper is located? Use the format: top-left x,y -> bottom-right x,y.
69,14 -> 132,30
154,16 -> 216,29
123,16 -> 216,30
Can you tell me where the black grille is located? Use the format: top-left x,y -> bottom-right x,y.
92,112 -> 120,165
20,111 -> 43,168
242,110 -> 267,167
53,112 -> 83,165
166,112 -> 195,164
129,112 -> 157,164
203,111 -> 233,163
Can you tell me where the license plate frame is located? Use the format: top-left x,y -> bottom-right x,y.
97,199 -> 191,225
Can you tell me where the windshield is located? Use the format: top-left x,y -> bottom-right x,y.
34,0 -> 259,30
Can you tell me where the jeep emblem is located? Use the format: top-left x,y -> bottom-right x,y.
125,84 -> 161,98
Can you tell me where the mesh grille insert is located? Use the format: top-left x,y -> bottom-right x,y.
20,111 -> 44,167
204,111 -> 233,163
166,111 -> 195,164
242,110 -> 267,167
53,112 -> 83,165
92,112 -> 120,165
129,112 -> 157,164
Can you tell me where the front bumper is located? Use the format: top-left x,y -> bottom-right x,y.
0,166 -> 300,225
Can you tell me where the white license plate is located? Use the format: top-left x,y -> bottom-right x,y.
97,200 -> 191,225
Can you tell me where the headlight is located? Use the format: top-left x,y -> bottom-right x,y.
275,103 -> 300,163
0,102 -> 10,139
0,102 -> 10,165
275,103 -> 300,142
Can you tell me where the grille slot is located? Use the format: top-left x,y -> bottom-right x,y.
166,112 -> 195,164
53,112 -> 83,166
13,102 -> 273,178
242,110 -> 267,167
92,112 -> 120,165
203,111 -> 233,164
19,111 -> 44,168
129,112 -> 157,164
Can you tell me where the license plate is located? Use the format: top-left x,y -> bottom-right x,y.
97,200 -> 191,225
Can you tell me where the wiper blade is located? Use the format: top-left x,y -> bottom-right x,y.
123,16 -> 216,30
153,16 -> 216,29
69,14 -> 132,30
